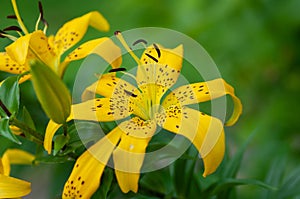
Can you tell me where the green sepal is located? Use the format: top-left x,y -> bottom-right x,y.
0,76 -> 20,117
30,60 -> 71,124
0,117 -> 21,144
53,134 -> 70,156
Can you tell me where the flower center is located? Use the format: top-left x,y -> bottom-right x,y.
130,83 -> 166,121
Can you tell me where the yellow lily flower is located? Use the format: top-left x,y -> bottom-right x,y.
0,0 -> 121,80
0,149 -> 34,198
45,35 -> 242,197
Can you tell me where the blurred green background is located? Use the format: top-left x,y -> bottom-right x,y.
1,0 -> 300,198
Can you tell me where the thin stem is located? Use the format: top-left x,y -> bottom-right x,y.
0,100 -> 12,117
10,118 -> 44,144
11,0 -> 29,34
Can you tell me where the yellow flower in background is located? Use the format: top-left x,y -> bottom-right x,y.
0,149 -> 34,198
45,32 -> 242,198
0,0 -> 121,80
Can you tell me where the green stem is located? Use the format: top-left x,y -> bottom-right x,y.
0,100 -> 12,117
10,118 -> 44,144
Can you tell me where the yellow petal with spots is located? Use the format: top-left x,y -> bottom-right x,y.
3,149 -> 34,165
65,37 -> 122,69
137,44 -> 183,89
0,174 -> 31,198
113,117 -> 156,193
0,52 -> 28,74
162,78 -> 242,126
73,98 -> 132,122
82,73 -> 136,100
63,127 -> 122,199
54,11 -> 109,56
156,106 -> 225,176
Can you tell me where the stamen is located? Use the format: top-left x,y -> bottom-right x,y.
109,68 -> 127,73
114,30 -> 141,65
3,26 -> 22,32
153,43 -> 161,58
7,15 -> 17,19
145,53 -> 158,63
11,0 -> 29,34
38,1 -> 44,20
132,39 -> 147,46
0,30 -> 18,41
124,90 -> 137,97
38,1 -> 49,32
0,31 -> 6,38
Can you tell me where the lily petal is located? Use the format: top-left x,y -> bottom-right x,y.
3,149 -> 34,165
0,174 -> 31,198
64,37 -> 122,69
5,31 -> 57,69
0,154 -> 10,176
44,115 -> 73,154
44,97 -> 132,154
54,11 -> 109,56
156,106 -> 225,176
73,98 -> 132,122
162,78 -> 242,126
137,44 -> 183,90
5,34 -> 31,65
63,127 -> 122,199
0,52 -> 28,74
113,117 -> 156,193
82,73 -> 136,100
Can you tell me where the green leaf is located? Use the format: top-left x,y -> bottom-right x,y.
30,60 -> 71,124
0,76 -> 20,116
53,134 -> 70,156
92,168 -> 113,199
223,129 -> 257,178
22,107 -> 36,130
140,167 -> 173,195
212,178 -> 276,195
277,167 -> 300,198
0,117 -> 21,144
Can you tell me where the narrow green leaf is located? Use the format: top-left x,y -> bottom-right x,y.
30,60 -> 71,124
0,118 -> 21,144
223,128 -> 257,178
277,167 -> 300,198
212,178 -> 276,195
140,167 -> 173,195
0,76 -> 20,116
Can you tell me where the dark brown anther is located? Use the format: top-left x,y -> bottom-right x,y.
109,68 -> 127,73
114,30 -> 121,36
153,43 -> 161,58
6,15 -> 18,19
3,26 -> 22,32
132,39 -> 148,46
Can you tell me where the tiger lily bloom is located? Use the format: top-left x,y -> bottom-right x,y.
45,33 -> 242,198
0,149 -> 34,198
0,0 -> 121,80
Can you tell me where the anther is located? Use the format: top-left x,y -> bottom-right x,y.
3,26 -> 22,32
145,53 -> 158,63
153,43 -> 161,58
6,15 -> 17,19
132,39 -> 148,46
109,68 -> 127,73
124,90 -> 137,97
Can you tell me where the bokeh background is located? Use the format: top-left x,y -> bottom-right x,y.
1,0 -> 300,198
